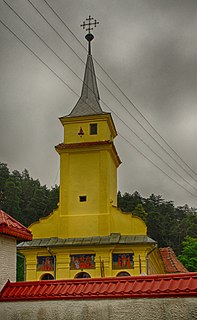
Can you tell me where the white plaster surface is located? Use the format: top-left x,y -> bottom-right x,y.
0,297 -> 196,320
0,235 -> 16,290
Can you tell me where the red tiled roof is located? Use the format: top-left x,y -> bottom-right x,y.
160,247 -> 188,273
0,210 -> 32,241
0,273 -> 196,301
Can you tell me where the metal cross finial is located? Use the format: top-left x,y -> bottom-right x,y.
80,15 -> 99,34
80,16 -> 99,55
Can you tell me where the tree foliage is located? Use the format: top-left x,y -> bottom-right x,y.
0,162 -> 59,227
178,237 -> 197,272
118,191 -> 197,256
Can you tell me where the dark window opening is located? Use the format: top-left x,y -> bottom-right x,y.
75,272 -> 91,278
40,273 -> 54,280
79,195 -> 87,202
116,271 -> 130,277
90,123 -> 97,135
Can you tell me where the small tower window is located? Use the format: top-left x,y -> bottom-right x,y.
79,195 -> 87,202
90,123 -> 97,135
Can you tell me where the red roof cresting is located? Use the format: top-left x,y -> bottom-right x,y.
0,210 -> 32,241
0,273 -> 196,301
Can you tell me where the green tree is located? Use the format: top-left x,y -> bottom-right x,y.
46,184 -> 59,213
132,203 -> 148,222
0,162 -> 10,209
179,236 -> 197,272
17,254 -> 25,281
0,163 -> 60,226
117,191 -> 142,212
4,179 -> 21,221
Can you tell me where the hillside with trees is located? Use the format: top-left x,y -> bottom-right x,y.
117,191 -> 197,258
1,162 -> 197,271
0,162 -> 59,227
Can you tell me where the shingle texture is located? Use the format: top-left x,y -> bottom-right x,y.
160,247 -> 188,273
17,234 -> 155,248
0,210 -> 32,241
68,54 -> 105,117
0,273 -> 196,301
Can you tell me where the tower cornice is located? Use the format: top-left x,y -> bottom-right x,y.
55,140 -> 121,168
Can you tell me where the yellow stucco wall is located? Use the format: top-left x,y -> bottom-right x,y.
60,114 -> 117,144
27,205 -> 147,239
20,243 -> 164,281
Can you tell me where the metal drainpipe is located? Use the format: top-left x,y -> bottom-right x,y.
146,244 -> 157,275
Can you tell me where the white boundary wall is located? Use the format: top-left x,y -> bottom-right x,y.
0,297 -> 196,320
0,235 -> 16,290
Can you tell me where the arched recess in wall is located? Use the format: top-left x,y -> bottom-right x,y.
40,273 -> 54,280
75,272 -> 91,278
116,271 -> 130,277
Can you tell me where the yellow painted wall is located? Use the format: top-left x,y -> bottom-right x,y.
28,206 -> 147,239
148,249 -> 166,275
19,243 -> 163,281
60,114 -> 117,144
58,147 -> 119,217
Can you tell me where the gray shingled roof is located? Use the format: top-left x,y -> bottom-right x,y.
68,54 -> 105,117
17,234 -> 155,249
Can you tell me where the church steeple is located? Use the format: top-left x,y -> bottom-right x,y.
68,16 -> 104,117
18,17 -> 157,282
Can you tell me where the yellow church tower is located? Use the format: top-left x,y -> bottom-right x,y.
18,17 -> 165,280
56,53 -> 121,238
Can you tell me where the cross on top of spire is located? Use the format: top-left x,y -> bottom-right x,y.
80,15 -> 99,33
80,16 -> 99,55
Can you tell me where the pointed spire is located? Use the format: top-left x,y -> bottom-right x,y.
68,16 -> 104,117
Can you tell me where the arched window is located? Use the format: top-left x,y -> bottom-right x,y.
75,272 -> 91,278
40,273 -> 54,280
116,271 -> 130,277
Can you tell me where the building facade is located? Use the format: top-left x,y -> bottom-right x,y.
18,30 -> 166,280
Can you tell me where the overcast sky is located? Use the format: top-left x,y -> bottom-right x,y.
1,0 -> 197,208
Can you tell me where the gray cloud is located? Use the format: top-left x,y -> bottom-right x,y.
1,0 -> 197,207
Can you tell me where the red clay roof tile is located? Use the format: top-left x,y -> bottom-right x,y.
0,273 -> 196,301
160,247 -> 188,273
0,210 -> 32,241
